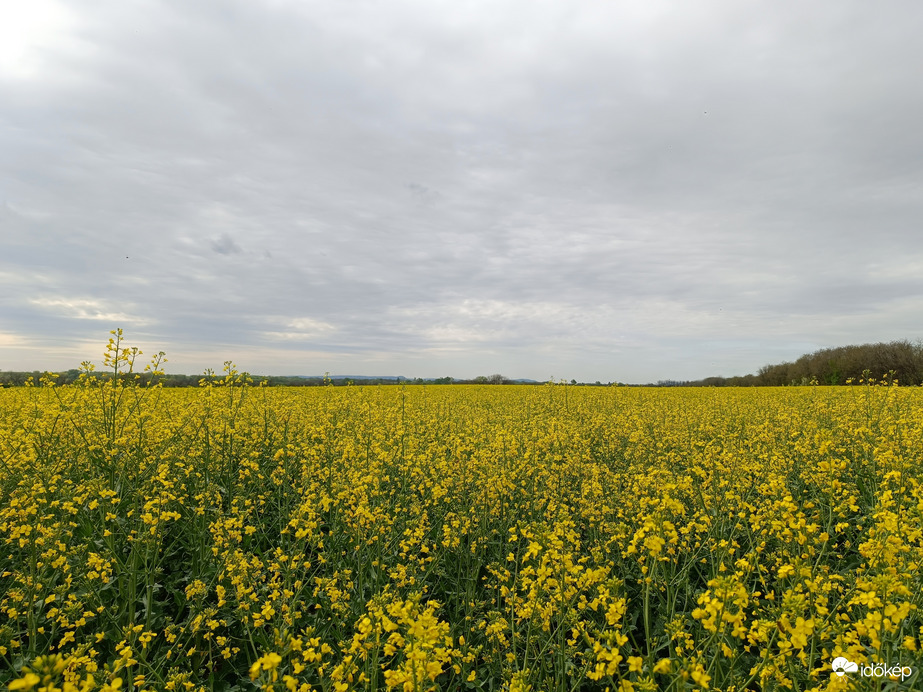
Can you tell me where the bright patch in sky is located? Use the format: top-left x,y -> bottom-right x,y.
0,1 -> 74,79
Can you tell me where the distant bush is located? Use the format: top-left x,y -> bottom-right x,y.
686,339 -> 923,386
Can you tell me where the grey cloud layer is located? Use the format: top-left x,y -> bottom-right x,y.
2,0 -> 922,381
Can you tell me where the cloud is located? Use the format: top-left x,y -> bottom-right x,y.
406,182 -> 441,205
262,317 -> 337,342
0,332 -> 25,347
2,0 -> 923,380
30,297 -> 150,324
210,233 -> 242,255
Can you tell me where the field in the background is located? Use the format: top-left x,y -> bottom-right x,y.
2,367 -> 922,690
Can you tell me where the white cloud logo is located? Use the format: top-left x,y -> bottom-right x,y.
832,657 -> 858,676
831,657 -> 913,681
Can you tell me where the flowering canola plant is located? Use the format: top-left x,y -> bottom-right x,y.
1,334 -> 923,690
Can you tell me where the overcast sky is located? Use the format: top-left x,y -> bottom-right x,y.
2,0 -> 922,383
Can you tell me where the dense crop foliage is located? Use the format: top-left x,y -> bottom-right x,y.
2,338 -> 923,690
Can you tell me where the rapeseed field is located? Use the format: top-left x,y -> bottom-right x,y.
2,334 -> 922,691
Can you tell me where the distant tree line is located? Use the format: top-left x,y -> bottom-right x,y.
0,371 -> 526,388
8,340 -> 918,389
681,340 -> 923,387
